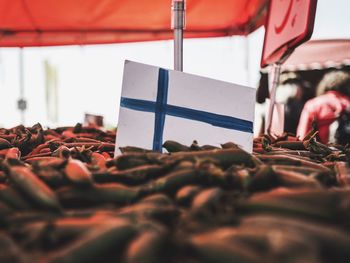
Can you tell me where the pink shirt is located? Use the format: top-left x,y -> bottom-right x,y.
297,91 -> 350,143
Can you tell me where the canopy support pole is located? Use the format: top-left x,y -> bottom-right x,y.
245,36 -> 250,86
266,63 -> 281,134
18,48 -> 27,125
172,0 -> 185,71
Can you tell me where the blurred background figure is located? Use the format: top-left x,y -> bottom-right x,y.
276,73 -> 310,134
84,113 -> 104,128
297,70 -> 350,144
254,72 -> 311,136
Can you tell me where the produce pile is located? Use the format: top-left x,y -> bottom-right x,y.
0,123 -> 350,263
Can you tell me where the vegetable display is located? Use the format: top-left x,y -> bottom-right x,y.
0,123 -> 349,263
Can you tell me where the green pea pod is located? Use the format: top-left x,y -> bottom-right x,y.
143,168 -> 198,194
125,228 -> 168,263
241,215 -> 350,262
46,218 -> 137,263
162,140 -> 191,153
201,145 -> 220,150
220,142 -> 240,149
273,141 -> 306,150
176,185 -> 202,206
0,137 -> 12,150
0,233 -> 24,263
119,146 -> 153,154
0,202 -> 12,226
113,152 -> 163,170
190,235 -> 263,263
271,167 -> 322,189
0,184 -> 32,210
191,188 -> 225,213
57,183 -> 139,207
8,166 -> 62,212
238,188 -> 350,223
117,203 -> 179,226
139,194 -> 174,206
244,165 -> 277,192
64,159 -> 94,187
0,171 -> 6,183
93,164 -> 166,185
190,188 -> 234,224
36,168 -> 67,188
170,148 -> 255,169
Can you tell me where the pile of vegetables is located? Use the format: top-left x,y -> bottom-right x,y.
0,123 -> 349,263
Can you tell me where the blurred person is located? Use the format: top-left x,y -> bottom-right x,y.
276,73 -> 309,134
297,70 -> 350,144
254,72 -> 307,136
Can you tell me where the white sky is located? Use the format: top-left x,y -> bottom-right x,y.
0,0 -> 349,128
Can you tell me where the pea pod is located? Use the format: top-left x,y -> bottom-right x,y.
162,140 -> 191,152
139,194 -> 174,206
190,188 -> 234,224
273,141 -> 306,150
125,228 -> 168,263
93,164 -> 166,185
36,168 -> 67,188
238,188 -> 350,223
119,146 -> 153,154
112,152 -> 163,170
8,166 -> 61,212
64,159 -> 94,187
0,137 -> 12,150
176,185 -> 202,206
256,154 -> 331,173
46,218 -> 137,263
143,168 -> 198,194
241,215 -> 350,262
271,167 -> 322,189
0,184 -> 32,210
190,234 -> 263,263
57,183 -> 139,207
170,148 -> 255,169
117,203 -> 179,226
0,234 -> 24,263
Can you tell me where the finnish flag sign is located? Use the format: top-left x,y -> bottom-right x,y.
116,61 -> 255,153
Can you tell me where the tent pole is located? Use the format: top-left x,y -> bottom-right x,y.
18,48 -> 27,125
245,36 -> 250,86
266,63 -> 281,134
172,0 -> 185,71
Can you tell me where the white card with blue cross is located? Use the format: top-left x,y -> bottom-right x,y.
116,60 -> 255,154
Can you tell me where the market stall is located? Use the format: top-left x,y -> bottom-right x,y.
0,0 -> 267,46
0,1 -> 350,263
258,39 -> 350,103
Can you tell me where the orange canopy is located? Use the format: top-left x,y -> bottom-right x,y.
0,0 -> 267,47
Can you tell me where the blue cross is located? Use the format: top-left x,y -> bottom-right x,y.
120,68 -> 253,152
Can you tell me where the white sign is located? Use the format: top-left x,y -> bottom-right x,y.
116,61 -> 255,154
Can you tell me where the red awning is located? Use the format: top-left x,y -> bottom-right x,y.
0,0 -> 267,47
281,39 -> 350,71
257,39 -> 350,103
262,39 -> 350,72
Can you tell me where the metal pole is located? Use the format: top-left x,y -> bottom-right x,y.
172,0 -> 185,71
244,36 -> 250,86
19,48 -> 26,125
266,63 -> 281,134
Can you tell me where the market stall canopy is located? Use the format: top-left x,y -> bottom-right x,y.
262,39 -> 350,72
0,0 -> 268,47
257,39 -> 350,103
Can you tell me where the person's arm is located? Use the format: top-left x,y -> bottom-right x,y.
297,102 -> 314,140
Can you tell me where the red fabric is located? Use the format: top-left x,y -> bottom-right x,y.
297,91 -> 350,143
0,0 -> 267,47
282,39 -> 350,71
